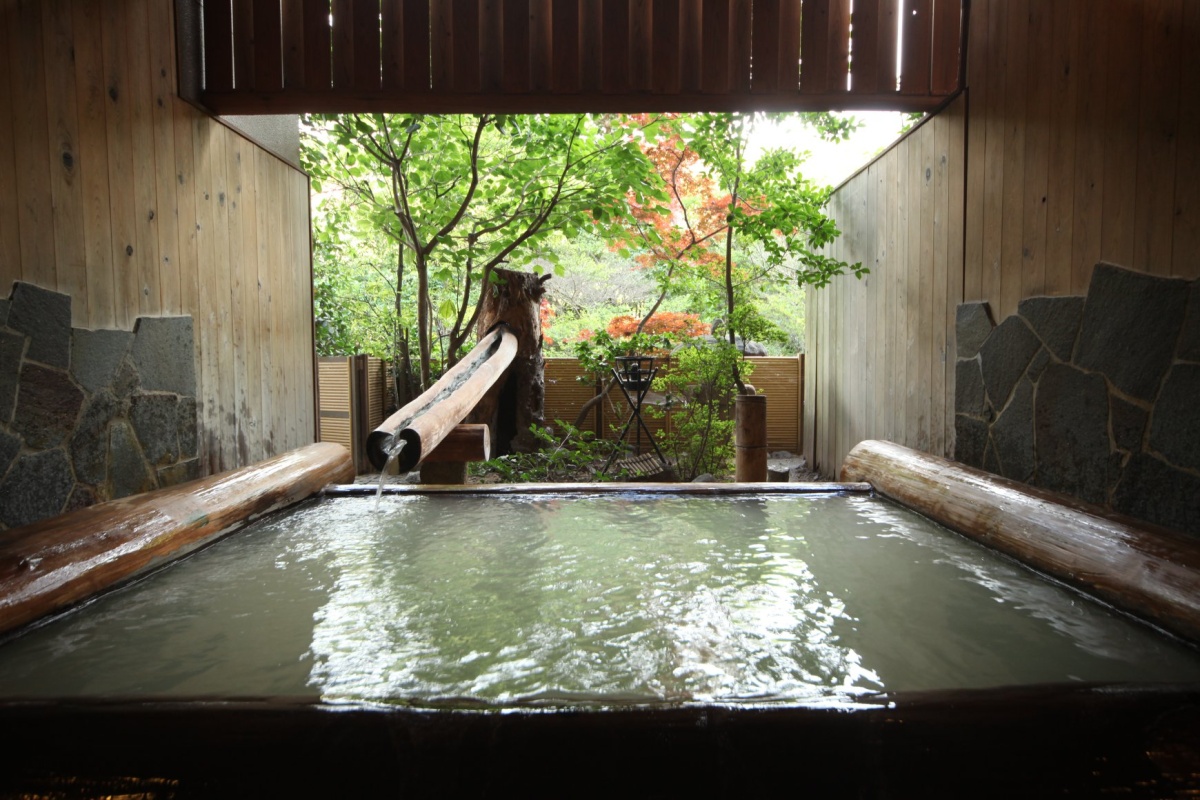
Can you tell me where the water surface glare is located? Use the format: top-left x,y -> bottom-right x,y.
2,493 -> 1199,705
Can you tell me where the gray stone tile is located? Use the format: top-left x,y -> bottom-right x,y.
1149,363 -> 1200,473
1113,453 -> 1200,535
109,421 -> 155,499
11,363 -> 84,450
1180,279 -> 1200,362
0,449 -> 73,529
1018,295 -> 1085,362
992,377 -> 1035,482
70,391 -> 121,486
956,302 -> 994,359
954,414 -> 988,468
1075,263 -> 1189,401
0,430 -> 18,480
130,393 -> 180,467
1032,363 -> 1111,506
979,316 -> 1041,412
1110,394 -> 1148,455
0,329 -> 23,424
130,316 -> 195,395
72,328 -> 133,394
6,282 -> 71,369
954,357 -> 988,418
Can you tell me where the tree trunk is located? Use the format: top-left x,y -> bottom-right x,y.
469,268 -> 549,455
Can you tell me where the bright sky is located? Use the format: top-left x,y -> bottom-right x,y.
746,110 -> 911,189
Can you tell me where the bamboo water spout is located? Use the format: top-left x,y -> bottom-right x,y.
367,325 -> 518,472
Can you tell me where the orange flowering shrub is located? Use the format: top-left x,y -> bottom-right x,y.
605,312 -> 710,339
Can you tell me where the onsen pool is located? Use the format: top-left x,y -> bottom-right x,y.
2,488 -> 1199,797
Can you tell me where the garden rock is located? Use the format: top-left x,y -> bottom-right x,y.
131,316 -> 195,395
1149,364 -> 1200,472
978,316 -> 1040,411
72,328 -> 133,394
1114,453 -> 1200,534
0,329 -> 22,423
956,302 -> 994,359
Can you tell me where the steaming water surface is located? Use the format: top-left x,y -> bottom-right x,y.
2,493 -> 1198,705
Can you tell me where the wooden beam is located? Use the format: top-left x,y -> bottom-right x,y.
421,424 -> 491,463
841,440 -> 1200,645
0,443 -> 354,638
200,88 -> 955,115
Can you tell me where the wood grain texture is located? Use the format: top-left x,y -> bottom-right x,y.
369,326 -> 518,472
0,443 -> 354,638
1,0 -> 316,479
842,439 -> 1200,644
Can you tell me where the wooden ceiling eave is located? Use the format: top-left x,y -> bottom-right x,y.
199,90 -> 957,117
194,0 -> 967,117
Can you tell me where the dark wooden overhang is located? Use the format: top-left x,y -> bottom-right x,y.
196,0 -> 967,115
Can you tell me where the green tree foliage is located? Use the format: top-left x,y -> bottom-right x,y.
301,113 -> 664,390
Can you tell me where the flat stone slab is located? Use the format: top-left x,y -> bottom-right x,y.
70,391 -> 122,486
1075,263 -> 1189,402
1149,364 -> 1200,473
11,363 -> 84,450
954,357 -> 988,419
0,449 -> 72,529
130,316 -> 195,396
954,414 -> 989,469
956,303 -> 994,360
72,328 -> 133,394
130,393 -> 180,467
1109,395 -> 1148,455
1114,453 -> 1200,535
6,282 -> 71,369
0,329 -> 23,424
0,430 -> 18,479
978,316 -> 1041,412
109,420 -> 155,499
1180,279 -> 1200,363
1018,295 -> 1084,362
992,377 -> 1034,482
1033,363 -> 1112,506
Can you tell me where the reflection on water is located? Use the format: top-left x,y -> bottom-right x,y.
0,493 -> 1198,705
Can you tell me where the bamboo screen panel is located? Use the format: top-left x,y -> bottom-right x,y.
317,357 -> 354,453
543,356 -> 802,451
199,0 -> 965,114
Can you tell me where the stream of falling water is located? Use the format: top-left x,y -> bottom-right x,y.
374,438 -> 406,508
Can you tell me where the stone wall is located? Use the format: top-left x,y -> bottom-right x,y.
0,283 -> 199,531
955,263 -> 1200,535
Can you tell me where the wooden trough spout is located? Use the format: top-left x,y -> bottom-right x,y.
367,324 -> 518,473
841,439 -> 1200,645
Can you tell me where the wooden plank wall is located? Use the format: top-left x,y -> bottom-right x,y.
0,0 -> 315,475
963,0 -> 1200,320
804,96 -> 965,476
805,0 -> 1200,477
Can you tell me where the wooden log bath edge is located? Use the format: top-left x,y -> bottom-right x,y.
841,440 -> 1200,645
0,442 -> 354,639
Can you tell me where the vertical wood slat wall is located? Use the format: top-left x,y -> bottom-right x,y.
0,0 -> 315,475
805,0 -> 1200,477
804,97 -> 965,476
198,0 -> 965,112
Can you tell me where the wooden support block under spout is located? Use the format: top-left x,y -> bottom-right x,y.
420,424 -> 491,464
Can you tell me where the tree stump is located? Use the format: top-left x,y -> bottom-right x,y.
469,268 -> 549,455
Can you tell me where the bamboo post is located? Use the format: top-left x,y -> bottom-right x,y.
735,393 -> 768,482
841,440 -> 1200,644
